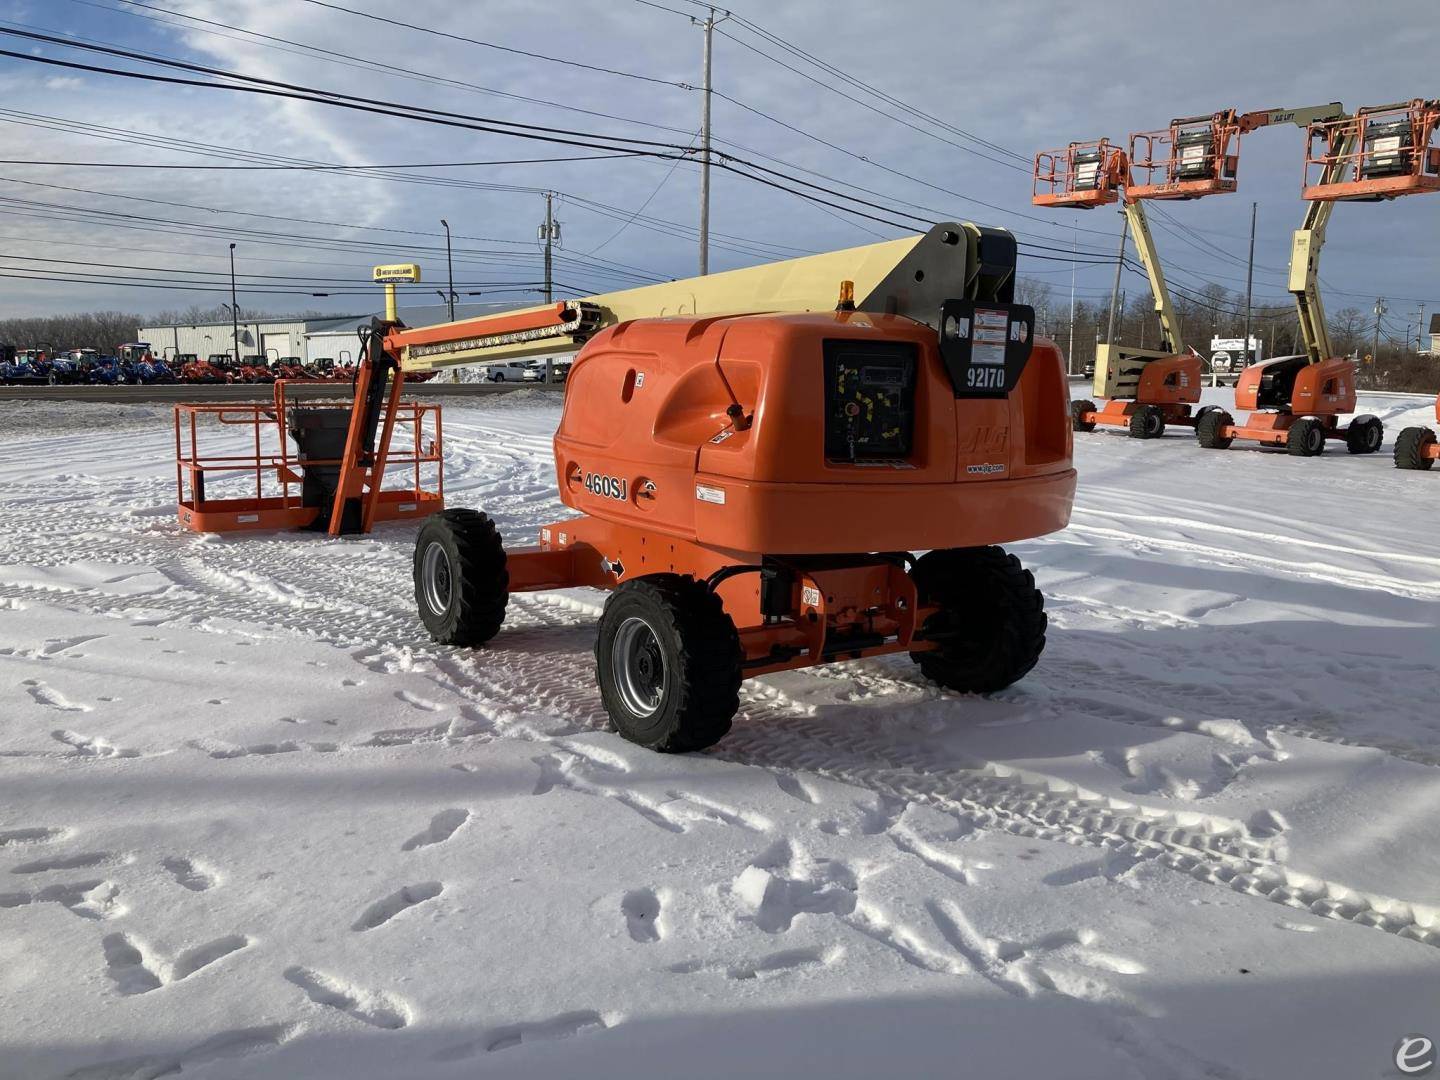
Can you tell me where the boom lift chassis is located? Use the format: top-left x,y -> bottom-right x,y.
399,223 -> 1076,752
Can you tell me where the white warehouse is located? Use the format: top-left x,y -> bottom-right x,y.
137,302 -> 505,363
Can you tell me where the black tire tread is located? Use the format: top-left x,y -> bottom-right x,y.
413,508 -> 509,647
1196,409 -> 1233,449
1071,399 -> 1097,433
597,574 -> 741,753
1394,426 -> 1437,471
1128,405 -> 1164,440
909,547 -> 1046,695
1345,414 -> 1384,455
1288,417 -> 1325,457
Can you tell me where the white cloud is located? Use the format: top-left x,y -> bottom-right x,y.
0,0 -> 1435,319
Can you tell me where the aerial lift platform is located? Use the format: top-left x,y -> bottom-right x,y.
1193,102 -> 1437,455
175,224 -> 1076,753
1034,140 -> 1209,439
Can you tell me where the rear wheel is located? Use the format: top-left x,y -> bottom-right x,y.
909,547 -> 1046,694
1394,426 -> 1436,470
1196,408 -> 1233,449
1128,404 -> 1165,440
413,509 -> 509,646
596,575 -> 742,753
1287,417 -> 1326,457
1345,414 -> 1384,455
1070,399 -> 1096,433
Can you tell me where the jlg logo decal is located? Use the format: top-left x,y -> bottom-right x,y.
584,472 -> 628,501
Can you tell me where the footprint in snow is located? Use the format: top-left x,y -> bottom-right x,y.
163,856 -> 219,892
352,882 -> 444,931
401,809 -> 469,851
621,888 -> 663,943
432,1011 -> 611,1061
284,967 -> 411,1029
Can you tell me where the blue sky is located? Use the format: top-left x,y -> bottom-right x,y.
0,0 -> 1435,341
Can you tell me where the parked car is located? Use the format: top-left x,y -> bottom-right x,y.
521,359 -> 572,383
484,362 -> 532,382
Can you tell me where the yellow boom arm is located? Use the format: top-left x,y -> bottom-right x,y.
389,223 -> 1014,372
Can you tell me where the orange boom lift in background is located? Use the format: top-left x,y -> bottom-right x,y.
1195,100 -> 1437,456
1033,138 -> 1211,440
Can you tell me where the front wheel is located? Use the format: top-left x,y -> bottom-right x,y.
1070,399 -> 1097,433
1287,417 -> 1326,457
1345,414 -> 1384,455
1128,404 -> 1165,440
596,575 -> 741,753
413,509 -> 509,646
909,547 -> 1046,695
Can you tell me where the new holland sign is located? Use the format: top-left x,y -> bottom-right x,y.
373,263 -> 421,283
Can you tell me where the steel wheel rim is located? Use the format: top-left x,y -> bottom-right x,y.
612,616 -> 666,718
421,542 -> 453,616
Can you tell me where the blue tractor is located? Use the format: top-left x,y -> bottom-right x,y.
118,343 -> 175,383
48,348 -> 93,384
86,354 -> 126,385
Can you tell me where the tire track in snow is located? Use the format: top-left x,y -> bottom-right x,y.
6,465 -> 1440,956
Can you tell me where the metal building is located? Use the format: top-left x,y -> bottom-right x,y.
138,302 -> 510,363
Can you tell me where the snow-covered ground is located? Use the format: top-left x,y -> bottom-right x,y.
2,389 -> 1438,1080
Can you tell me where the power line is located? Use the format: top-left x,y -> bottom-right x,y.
712,24 -> 1027,174
0,27 -> 1132,259
296,0 -> 690,88
72,0 -> 698,138
0,154 -> 640,170
722,9 -> 1032,164
0,30 -> 927,232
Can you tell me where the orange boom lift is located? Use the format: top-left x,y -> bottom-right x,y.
1195,101 -> 1437,456
395,223 -> 1076,752
1034,139 -> 1210,439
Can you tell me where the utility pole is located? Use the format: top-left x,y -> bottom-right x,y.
1373,296 -> 1387,362
694,7 -> 729,276
1067,225 -> 1076,375
228,242 -> 239,361
1241,201 -> 1256,366
1418,302 -> 1427,352
538,192 -> 559,303
1104,211 -> 1128,347
439,218 -> 455,321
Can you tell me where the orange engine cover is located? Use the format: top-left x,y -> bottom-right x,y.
1235,354 -> 1357,416
1135,353 -> 1204,405
550,311 -> 1075,560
